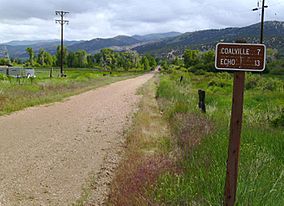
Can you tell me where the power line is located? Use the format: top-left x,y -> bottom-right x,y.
55,10 -> 69,77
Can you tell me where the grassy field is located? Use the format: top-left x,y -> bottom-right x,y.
0,68 -> 144,115
152,71 -> 284,205
109,70 -> 284,205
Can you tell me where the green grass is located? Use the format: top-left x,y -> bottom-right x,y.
0,68 -> 145,115
152,71 -> 284,205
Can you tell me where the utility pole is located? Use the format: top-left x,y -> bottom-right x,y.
253,0 -> 268,44
55,10 -> 69,77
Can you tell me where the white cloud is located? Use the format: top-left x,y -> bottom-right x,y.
0,0 -> 283,42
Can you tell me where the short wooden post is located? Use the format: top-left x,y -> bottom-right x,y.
50,67 -> 53,78
17,75 -> 21,85
198,89 -> 206,113
180,75 -> 184,83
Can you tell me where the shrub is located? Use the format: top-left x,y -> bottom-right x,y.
270,68 -> 284,75
271,111 -> 284,127
245,75 -> 260,90
194,69 -> 206,75
0,73 -> 7,81
262,78 -> 283,91
245,74 -> 284,91
208,79 -> 231,88
189,63 -> 206,73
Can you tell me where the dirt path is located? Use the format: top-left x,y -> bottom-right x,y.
0,73 -> 153,206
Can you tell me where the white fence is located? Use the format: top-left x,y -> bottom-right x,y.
0,67 -> 35,78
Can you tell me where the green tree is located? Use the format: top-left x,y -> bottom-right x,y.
36,49 -> 54,67
161,60 -> 169,70
183,49 -> 200,68
267,48 -> 279,62
101,48 -> 115,70
87,55 -> 95,67
145,53 -> 157,68
0,58 -> 10,66
141,56 -> 150,70
116,51 -> 141,71
202,50 -> 215,64
44,51 -> 54,66
26,47 -> 35,66
94,53 -> 102,65
55,46 -> 68,67
37,48 -> 45,66
173,57 -> 183,66
67,52 -> 76,68
12,58 -> 22,65
75,50 -> 88,68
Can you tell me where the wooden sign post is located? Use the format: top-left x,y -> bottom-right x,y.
215,42 -> 266,206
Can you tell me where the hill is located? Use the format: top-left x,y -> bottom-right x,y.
2,40 -> 80,59
2,21 -> 284,59
1,32 -> 180,59
132,32 -> 181,42
67,35 -> 141,53
133,21 -> 284,57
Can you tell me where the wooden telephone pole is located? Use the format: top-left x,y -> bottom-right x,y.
252,0 -> 268,44
55,10 -> 69,77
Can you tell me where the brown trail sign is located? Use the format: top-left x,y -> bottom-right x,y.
215,43 -> 266,72
215,42 -> 266,206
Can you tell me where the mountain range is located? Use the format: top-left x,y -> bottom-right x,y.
134,21 -> 284,57
0,32 -> 181,59
1,21 -> 284,59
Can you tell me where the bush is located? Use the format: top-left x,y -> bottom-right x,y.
245,75 -> 260,90
194,69 -> 206,75
271,111 -> 284,127
246,74 -> 284,91
260,78 -> 284,91
208,78 -> 231,88
270,68 -> 284,75
189,63 -> 203,72
0,73 -> 7,81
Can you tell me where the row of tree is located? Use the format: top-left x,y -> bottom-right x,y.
22,46 -> 157,71
170,48 -> 278,73
161,49 -> 216,73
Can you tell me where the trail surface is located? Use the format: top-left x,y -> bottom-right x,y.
0,73 -> 153,206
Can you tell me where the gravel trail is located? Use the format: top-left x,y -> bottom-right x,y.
0,73 -> 153,206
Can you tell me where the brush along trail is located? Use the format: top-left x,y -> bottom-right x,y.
0,73 -> 153,206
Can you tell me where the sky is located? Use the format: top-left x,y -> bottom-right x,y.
0,0 -> 283,42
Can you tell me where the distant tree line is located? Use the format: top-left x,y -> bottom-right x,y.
162,48 -> 282,74
0,46 -> 157,71
163,49 -> 216,73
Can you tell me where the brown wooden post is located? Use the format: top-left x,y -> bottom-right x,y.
215,40 -> 266,205
50,67 -> 53,78
180,75 -> 184,83
224,72 -> 245,206
198,89 -> 206,113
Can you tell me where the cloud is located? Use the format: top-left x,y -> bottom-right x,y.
0,0 -> 283,42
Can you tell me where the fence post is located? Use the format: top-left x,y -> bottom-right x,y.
50,67 -> 53,78
198,89 -> 206,113
180,75 -> 184,83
